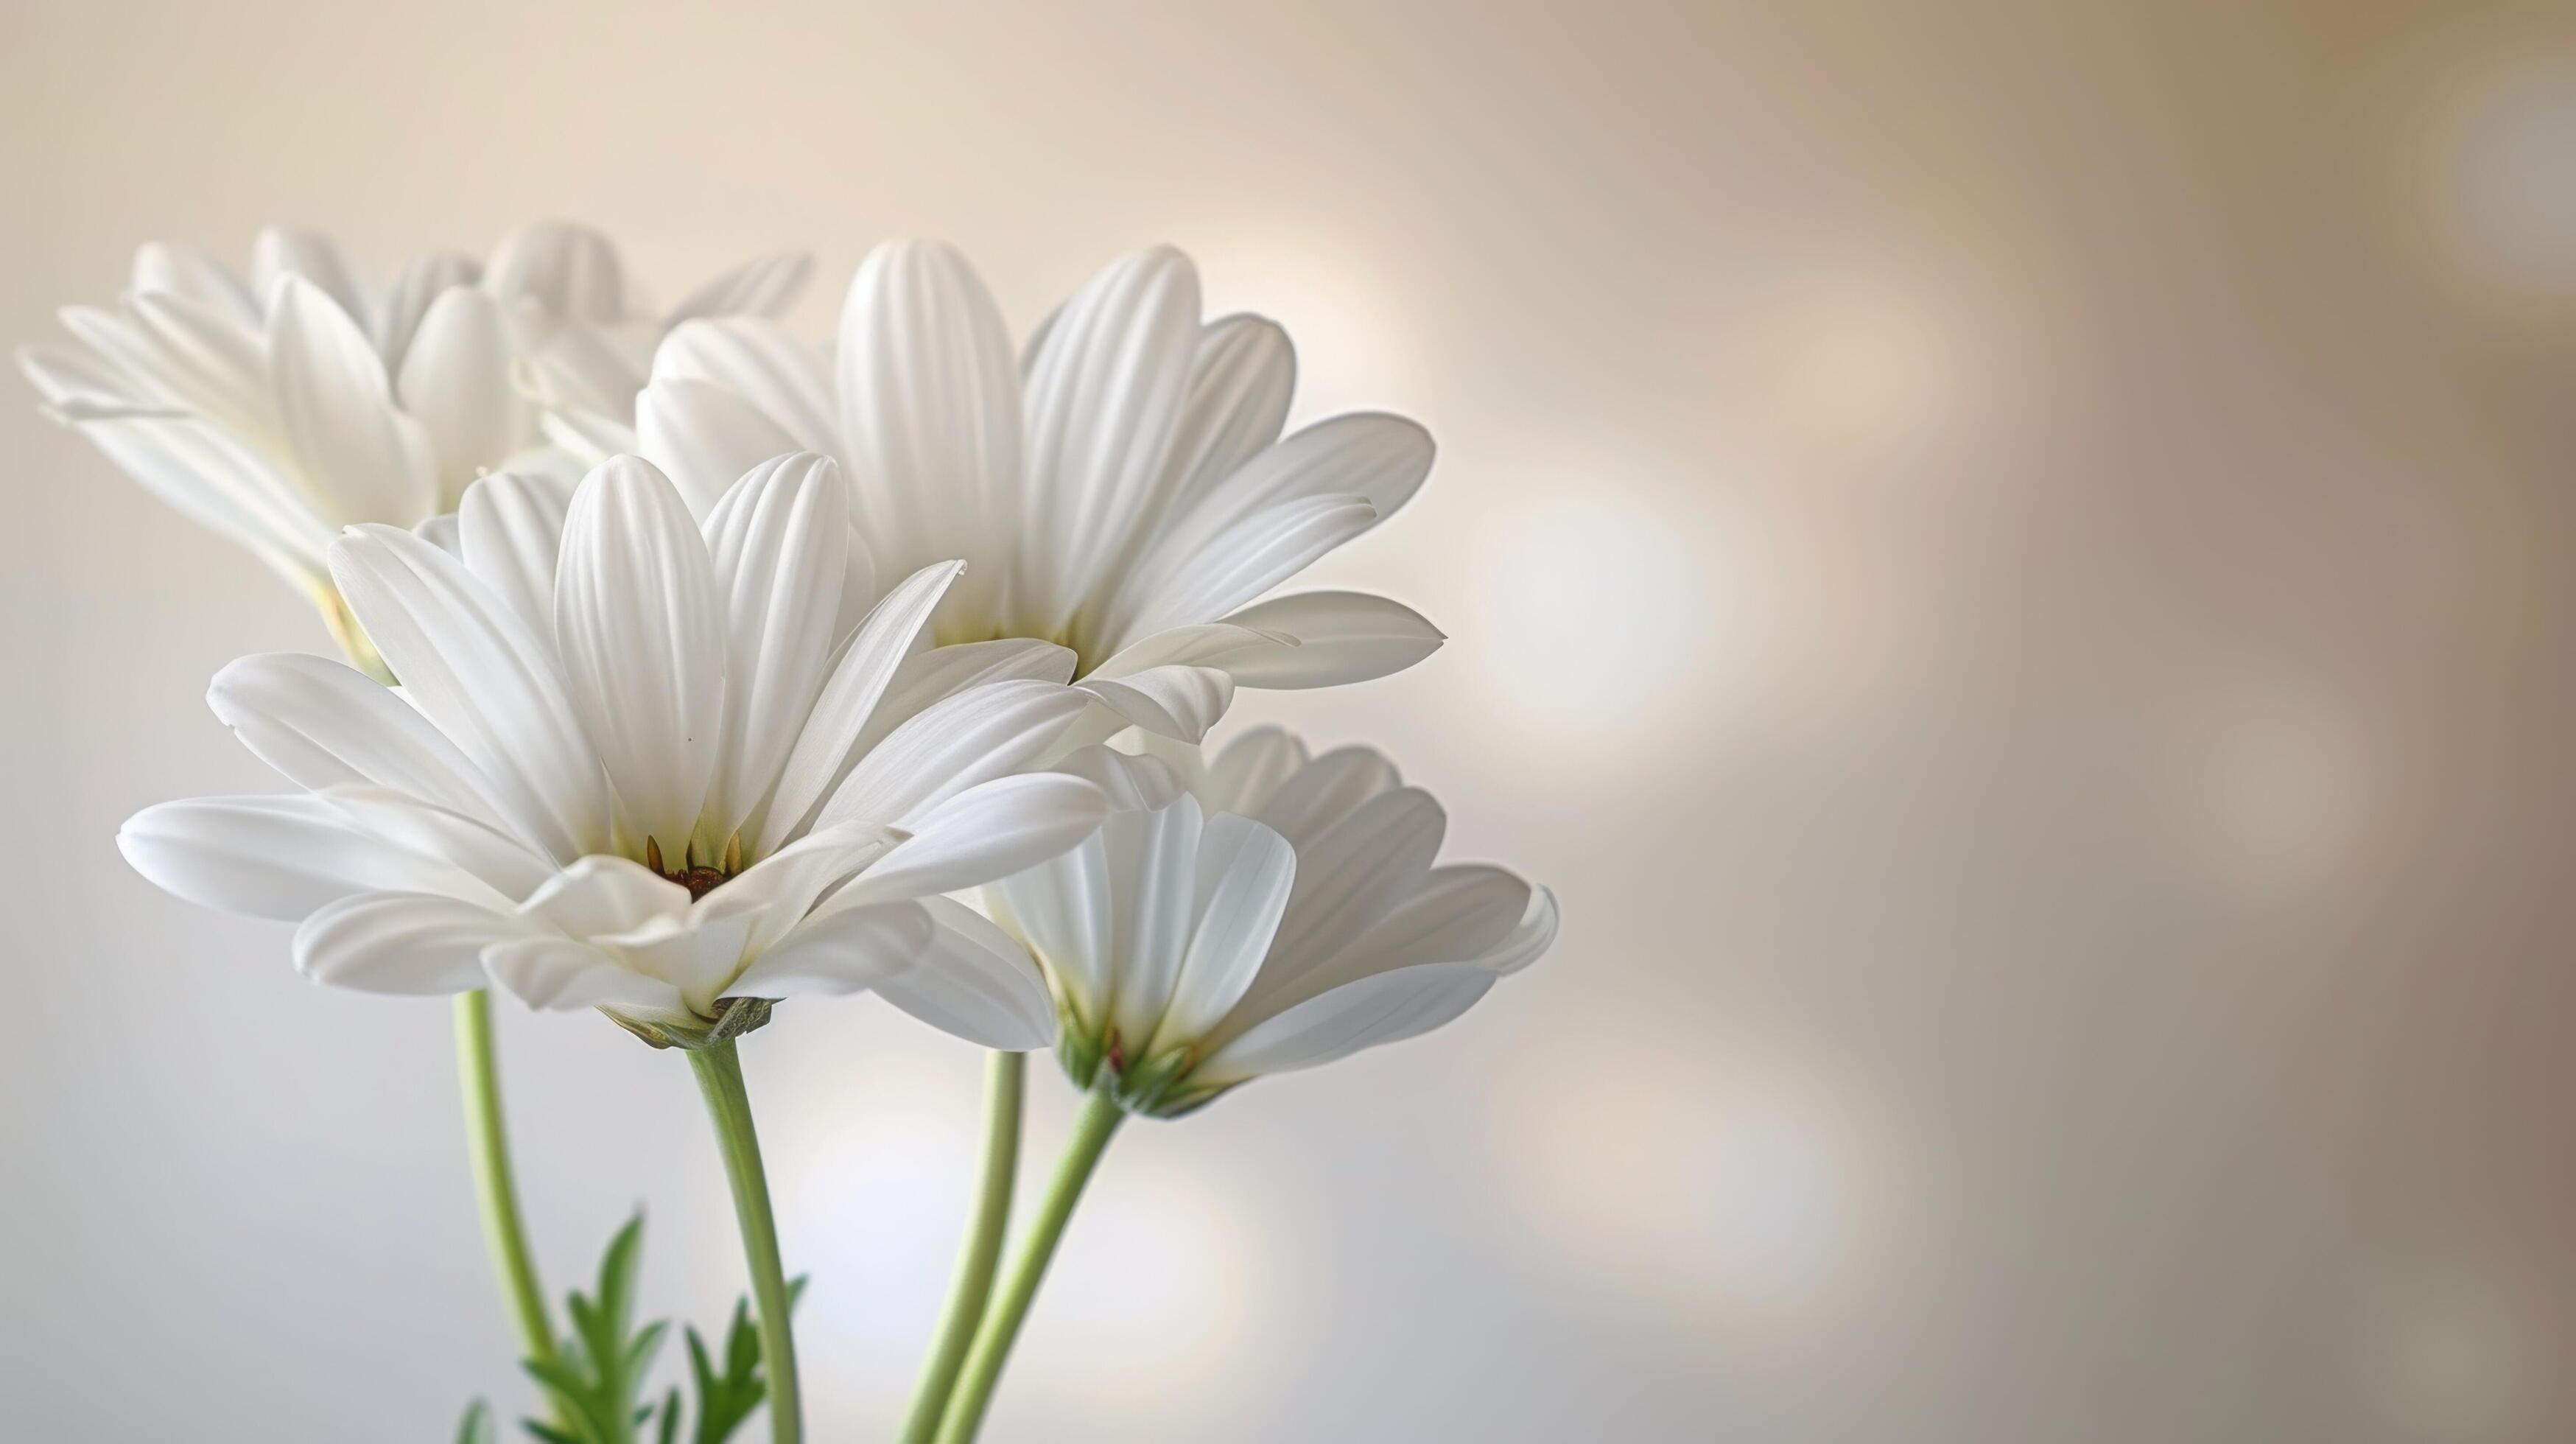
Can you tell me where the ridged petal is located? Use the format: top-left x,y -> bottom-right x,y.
818,679 -> 1090,829
119,795 -> 494,922
729,900 -> 932,999
456,468 -> 579,638
835,239 -> 1023,603
636,376 -> 802,517
1018,247 -> 1201,629
397,286 -> 526,506
553,457 -> 726,852
208,651 -> 508,830
329,523 -> 607,858
1215,590 -> 1445,689
295,891 -> 522,995
879,897 -> 1059,1050
654,318 -> 841,456
269,276 -> 438,526
699,454 -> 850,841
754,559 -> 964,854
839,773 -> 1109,905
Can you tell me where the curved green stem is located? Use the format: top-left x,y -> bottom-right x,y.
899,1051 -> 1025,1444
934,1090 -> 1124,1444
456,980 -> 561,1372
689,1039 -> 803,1444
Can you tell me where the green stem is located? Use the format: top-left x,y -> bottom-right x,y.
688,1039 -> 803,1444
899,1051 -> 1025,1444
934,1090 -> 1124,1444
454,989 -> 560,1370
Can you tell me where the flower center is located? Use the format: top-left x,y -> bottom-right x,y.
667,866 -> 730,901
642,834 -> 742,900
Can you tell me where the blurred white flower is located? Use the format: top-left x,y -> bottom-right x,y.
17,222 -> 807,606
946,727 -> 1557,1116
566,240 -> 1447,745
119,452 -> 1099,1047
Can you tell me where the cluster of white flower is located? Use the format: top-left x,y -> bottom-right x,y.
24,222 -> 1557,1441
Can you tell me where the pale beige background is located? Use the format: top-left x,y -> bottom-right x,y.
4,1 -> 2574,1440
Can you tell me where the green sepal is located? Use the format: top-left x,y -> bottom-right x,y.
603,997 -> 776,1052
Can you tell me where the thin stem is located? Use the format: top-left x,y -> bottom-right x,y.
899,1051 -> 1025,1444
934,1090 -> 1125,1444
455,973 -> 560,1370
688,1039 -> 803,1444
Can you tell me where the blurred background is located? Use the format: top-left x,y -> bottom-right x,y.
4,1 -> 2573,1439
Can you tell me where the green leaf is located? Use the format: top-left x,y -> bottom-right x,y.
457,1400 -> 496,1444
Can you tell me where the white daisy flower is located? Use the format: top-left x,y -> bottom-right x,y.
118,452 -> 1101,1048
16,221 -> 808,623
575,240 -> 1448,745
955,727 -> 1557,1117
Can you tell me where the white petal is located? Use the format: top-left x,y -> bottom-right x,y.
1198,726 -> 1310,817
1257,865 -> 1535,1014
1162,410 -> 1432,554
755,559 -> 963,853
1075,664 -> 1234,743
416,512 -> 463,555
1084,623 -> 1294,679
653,318 -> 841,455
835,239 -> 1022,598
329,523 -> 607,858
132,240 -> 257,324
375,250 -> 482,365
878,897 -> 1059,1050
397,287 -> 527,507
123,291 -> 275,438
1114,493 -> 1375,644
1098,796 -> 1204,1052
852,639 -> 1081,757
119,795 -> 491,922
837,773 -> 1109,905
553,457 -> 727,851
483,936 -> 683,1012
484,222 -> 628,323
1196,961 -> 1498,1084
730,900 -> 933,999
1252,744 -> 1402,849
1263,787 -> 1445,984
1215,590 -> 1444,689
516,855 -> 690,937
71,415 -> 333,573
664,253 -> 814,325
295,891 -> 522,995
456,467 -> 579,637
320,784 -> 561,901
1017,246 -> 1201,628
525,320 -> 648,430
1156,315 -> 1296,521
253,227 -> 369,329
700,821 -> 905,958
987,830 -> 1114,1020
819,679 -> 1091,829
208,651 -> 507,827
1050,745 -> 1183,810
18,340 -> 149,416
1488,884 -> 1559,977
635,376 -> 803,518
699,454 -> 850,841
1151,813 -> 1296,1052
269,276 -> 437,526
